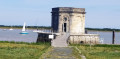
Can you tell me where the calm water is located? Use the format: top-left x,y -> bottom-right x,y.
88,31 -> 120,44
0,29 -> 38,43
0,29 -> 120,44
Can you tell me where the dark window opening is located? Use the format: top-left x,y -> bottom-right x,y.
62,24 -> 63,32
64,23 -> 67,32
80,41 -> 84,44
64,17 -> 67,21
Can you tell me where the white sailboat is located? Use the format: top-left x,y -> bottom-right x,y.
3,29 -> 7,31
33,19 -> 42,32
20,22 -> 28,34
33,29 -> 43,32
33,26 -> 43,32
9,28 -> 13,30
9,26 -> 13,30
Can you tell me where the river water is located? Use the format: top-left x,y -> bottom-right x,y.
88,31 -> 120,44
0,29 -> 120,44
0,29 -> 38,43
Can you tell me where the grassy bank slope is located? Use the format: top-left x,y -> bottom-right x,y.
72,44 -> 120,59
0,42 -> 50,59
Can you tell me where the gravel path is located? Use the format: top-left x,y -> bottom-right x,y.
42,47 -> 77,59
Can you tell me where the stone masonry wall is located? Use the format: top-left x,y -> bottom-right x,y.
69,34 -> 99,44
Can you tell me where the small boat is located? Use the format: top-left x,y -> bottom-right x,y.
9,28 -> 13,30
3,29 -> 7,31
9,26 -> 13,30
20,31 -> 29,34
20,22 -> 29,34
33,30 -> 43,32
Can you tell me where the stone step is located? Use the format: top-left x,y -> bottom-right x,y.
51,33 -> 70,47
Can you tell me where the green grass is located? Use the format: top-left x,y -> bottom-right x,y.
0,41 -> 50,59
71,44 -> 120,59
72,47 -> 82,59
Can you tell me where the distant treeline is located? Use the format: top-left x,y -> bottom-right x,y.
0,25 -> 51,29
86,28 -> 120,31
0,25 -> 120,31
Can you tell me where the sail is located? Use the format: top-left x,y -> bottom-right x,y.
9,26 -> 13,30
22,22 -> 26,31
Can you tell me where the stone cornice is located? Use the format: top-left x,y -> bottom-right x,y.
52,7 -> 86,14
51,11 -> 86,14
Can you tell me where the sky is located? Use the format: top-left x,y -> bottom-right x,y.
0,0 -> 120,28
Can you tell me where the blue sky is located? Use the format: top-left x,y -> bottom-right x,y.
0,0 -> 120,28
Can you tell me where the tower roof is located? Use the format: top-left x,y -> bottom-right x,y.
52,7 -> 86,13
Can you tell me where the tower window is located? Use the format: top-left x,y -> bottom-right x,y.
64,17 -> 67,21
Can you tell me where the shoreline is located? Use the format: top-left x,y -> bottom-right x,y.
0,27 -> 51,30
0,26 -> 120,31
1,27 -> 120,32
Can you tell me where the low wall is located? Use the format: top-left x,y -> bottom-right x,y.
37,33 -> 51,42
37,33 -> 100,44
37,33 -> 57,43
69,34 -> 99,44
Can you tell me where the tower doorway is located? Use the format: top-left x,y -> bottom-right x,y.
63,23 -> 67,32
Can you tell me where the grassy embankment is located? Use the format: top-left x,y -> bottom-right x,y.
71,44 -> 120,59
0,41 -> 50,59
